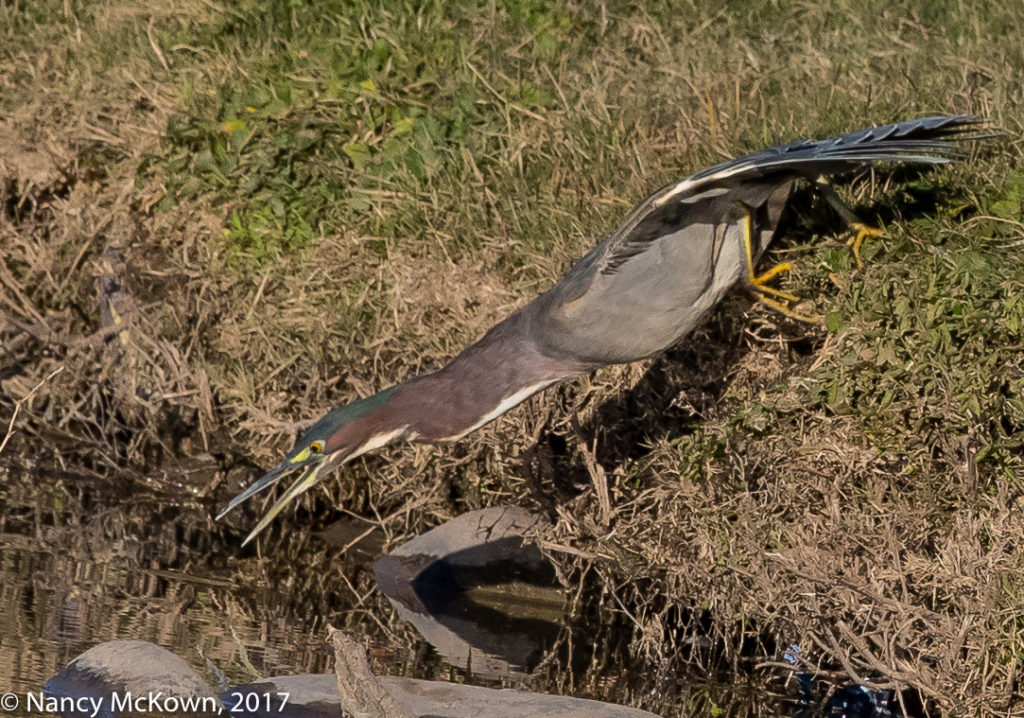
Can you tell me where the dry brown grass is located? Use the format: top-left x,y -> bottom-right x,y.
3,0 -> 1024,714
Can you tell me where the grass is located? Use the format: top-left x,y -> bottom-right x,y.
2,0 -> 1024,714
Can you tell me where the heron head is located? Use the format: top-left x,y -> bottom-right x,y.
217,387 -> 401,545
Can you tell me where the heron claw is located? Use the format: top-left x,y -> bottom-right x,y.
847,222 -> 884,268
740,207 -> 820,323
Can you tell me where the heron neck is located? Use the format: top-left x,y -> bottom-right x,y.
390,314 -> 581,443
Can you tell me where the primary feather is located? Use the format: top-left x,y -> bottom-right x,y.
601,115 -> 984,277
528,115 -> 985,364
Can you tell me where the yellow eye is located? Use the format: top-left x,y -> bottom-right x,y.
310,441 -> 324,454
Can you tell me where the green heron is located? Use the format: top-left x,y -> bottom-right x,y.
219,115 -> 984,544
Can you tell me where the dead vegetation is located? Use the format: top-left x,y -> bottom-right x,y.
2,0 -> 1024,714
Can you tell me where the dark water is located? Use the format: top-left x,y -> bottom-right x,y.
0,468 -> 336,717
0,466 -> 831,717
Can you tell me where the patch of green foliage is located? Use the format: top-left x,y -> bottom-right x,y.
791,173 -> 1024,481
143,0 -> 607,272
148,9 -> 475,267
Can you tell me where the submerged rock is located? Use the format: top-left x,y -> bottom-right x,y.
374,506 -> 565,678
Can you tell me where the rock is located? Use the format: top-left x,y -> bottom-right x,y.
328,626 -> 661,717
230,672 -> 664,718
43,640 -> 220,717
374,506 -> 563,678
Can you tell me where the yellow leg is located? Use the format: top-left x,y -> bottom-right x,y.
847,222 -> 883,268
741,204 -> 819,321
741,210 -> 798,300
816,181 -> 884,268
759,295 -> 820,322
751,262 -> 800,301
740,208 -> 820,323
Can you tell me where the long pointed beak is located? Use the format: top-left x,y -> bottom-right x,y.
216,449 -> 346,546
240,459 -> 329,546
215,457 -> 296,521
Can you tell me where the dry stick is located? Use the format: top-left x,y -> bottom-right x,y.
0,365 -> 65,456
328,628 -> 415,718
836,619 -> 941,695
570,412 -> 611,528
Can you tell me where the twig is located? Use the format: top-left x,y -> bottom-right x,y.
570,412 -> 611,528
0,365 -> 65,456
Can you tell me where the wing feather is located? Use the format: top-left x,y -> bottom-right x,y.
597,115 -> 987,276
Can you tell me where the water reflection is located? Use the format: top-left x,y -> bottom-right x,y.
0,469 -> 907,717
0,474 -> 334,715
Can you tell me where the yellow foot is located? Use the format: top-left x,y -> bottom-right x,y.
847,222 -> 884,268
752,261 -> 796,292
758,295 -> 822,323
740,207 -> 821,323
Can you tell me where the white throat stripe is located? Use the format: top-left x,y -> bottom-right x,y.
442,379 -> 559,441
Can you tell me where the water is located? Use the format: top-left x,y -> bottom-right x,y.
0,470 -> 336,716
0,467 -> 861,717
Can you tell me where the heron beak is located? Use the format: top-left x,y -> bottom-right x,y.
239,458 -> 331,546
216,420 -> 404,545
215,456 -> 298,521
216,450 -> 338,546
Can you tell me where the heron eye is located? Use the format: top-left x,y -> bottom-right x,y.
310,441 -> 324,453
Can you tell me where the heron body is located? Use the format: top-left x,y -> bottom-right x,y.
219,115 -> 985,544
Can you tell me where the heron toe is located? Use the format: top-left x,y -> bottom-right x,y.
847,222 -> 884,268
741,211 -> 820,323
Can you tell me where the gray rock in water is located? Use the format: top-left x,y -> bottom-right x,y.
384,675 -> 661,717
230,673 -> 663,718
43,640 -> 221,717
375,506 -> 564,678
44,631 -> 660,718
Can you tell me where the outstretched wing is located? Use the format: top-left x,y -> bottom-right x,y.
598,114 -> 986,276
